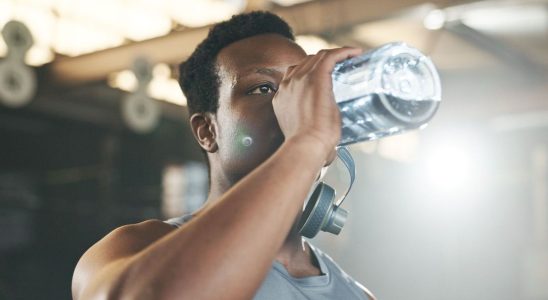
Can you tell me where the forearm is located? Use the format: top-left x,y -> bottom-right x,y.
117,137 -> 327,299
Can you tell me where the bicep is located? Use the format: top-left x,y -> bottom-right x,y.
72,220 -> 175,299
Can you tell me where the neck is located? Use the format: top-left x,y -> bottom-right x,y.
275,222 -> 309,265
206,187 -> 306,251
206,182 -> 226,204
204,165 -> 319,274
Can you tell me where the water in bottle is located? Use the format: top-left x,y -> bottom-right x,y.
332,42 -> 442,146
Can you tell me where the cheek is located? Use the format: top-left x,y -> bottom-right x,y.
222,117 -> 257,158
217,106 -> 284,174
215,108 -> 254,163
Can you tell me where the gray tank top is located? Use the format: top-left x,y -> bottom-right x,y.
164,215 -> 369,300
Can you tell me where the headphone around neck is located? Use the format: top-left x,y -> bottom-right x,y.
298,146 -> 356,238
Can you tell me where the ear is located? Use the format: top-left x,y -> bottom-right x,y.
190,112 -> 218,153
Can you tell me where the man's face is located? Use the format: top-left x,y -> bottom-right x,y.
212,33 -> 307,182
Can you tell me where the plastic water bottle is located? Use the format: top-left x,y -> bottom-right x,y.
332,42 -> 442,146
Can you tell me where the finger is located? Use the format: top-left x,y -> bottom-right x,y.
284,54 -> 317,80
311,47 -> 362,74
292,52 -> 327,78
283,64 -> 298,79
295,54 -> 320,74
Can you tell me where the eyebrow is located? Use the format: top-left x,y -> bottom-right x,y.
255,67 -> 281,76
237,67 -> 283,82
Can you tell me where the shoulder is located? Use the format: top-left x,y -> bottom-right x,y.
92,219 -> 175,254
72,219 -> 175,298
78,219 -> 175,268
111,219 -> 176,240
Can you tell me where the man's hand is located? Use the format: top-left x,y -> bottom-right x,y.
272,47 -> 362,162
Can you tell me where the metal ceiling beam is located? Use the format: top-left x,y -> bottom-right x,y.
445,21 -> 548,78
49,0 -> 469,85
15,82 -> 188,129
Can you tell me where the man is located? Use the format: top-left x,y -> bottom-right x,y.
72,11 -> 375,300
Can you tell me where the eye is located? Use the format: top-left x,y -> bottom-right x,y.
248,84 -> 276,95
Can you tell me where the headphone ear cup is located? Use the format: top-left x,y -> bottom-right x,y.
323,206 -> 348,236
298,183 -> 335,238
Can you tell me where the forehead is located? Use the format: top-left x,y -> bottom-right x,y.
216,33 -> 306,76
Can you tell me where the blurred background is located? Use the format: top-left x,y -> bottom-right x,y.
0,0 -> 546,299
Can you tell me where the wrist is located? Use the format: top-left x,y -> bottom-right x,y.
284,135 -> 335,164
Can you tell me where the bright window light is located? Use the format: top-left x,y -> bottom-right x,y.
55,0 -> 171,41
108,70 -> 138,92
53,19 -> 124,56
352,132 -> 420,161
271,0 -> 314,6
421,139 -> 483,193
0,0 -> 174,60
148,77 -> 187,106
354,140 -> 378,155
0,1 -> 13,30
162,162 -> 208,218
54,0 -> 123,30
123,6 -> 171,41
0,2 -> 55,65
424,145 -> 471,190
25,46 -> 54,66
152,63 -> 171,78
462,4 -> 547,35
490,111 -> 548,132
0,39 -> 6,58
423,9 -> 446,30
377,132 -> 420,163
168,0 -> 246,28
148,63 -> 187,106
108,64 -> 187,106
12,3 -> 55,47
351,19 -> 429,52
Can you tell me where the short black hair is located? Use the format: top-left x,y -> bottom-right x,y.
178,11 -> 295,116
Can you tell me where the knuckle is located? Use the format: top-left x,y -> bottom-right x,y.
280,77 -> 291,86
285,66 -> 296,75
291,71 -> 304,81
316,61 -> 333,72
302,71 -> 318,82
317,49 -> 329,56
